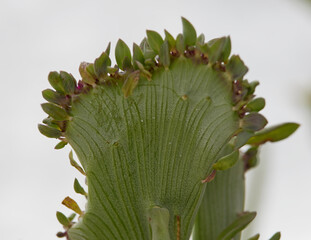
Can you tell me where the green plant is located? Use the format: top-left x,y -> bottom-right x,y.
39,18 -> 299,240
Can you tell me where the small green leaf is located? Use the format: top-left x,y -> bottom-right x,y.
216,212 -> 257,240
247,123 -> 299,145
74,178 -> 87,197
227,55 -> 248,80
56,211 -> 70,227
246,98 -> 266,112
68,213 -> 76,222
48,71 -> 65,94
62,196 -> 83,215
59,71 -> 76,94
54,141 -> 68,149
38,124 -> 62,138
133,43 -> 145,68
248,233 -> 260,240
269,232 -> 281,240
197,33 -> 205,45
42,117 -> 60,129
42,89 -> 65,105
235,131 -> 254,149
144,51 -> 157,61
139,37 -> 148,53
105,42 -> 111,56
122,71 -> 140,98
41,103 -> 69,121
176,34 -> 185,54
94,51 -> 111,78
182,17 -> 197,46
86,63 -> 96,77
248,81 -> 259,94
140,37 -> 156,60
207,36 -> 231,63
164,30 -> 175,48
148,207 -> 171,240
146,30 -> 164,54
79,62 -> 96,85
69,151 -> 86,175
242,113 -> 267,132
213,150 -> 239,170
115,39 -> 132,70
159,40 -> 170,68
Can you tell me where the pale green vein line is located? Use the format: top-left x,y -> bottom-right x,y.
192,66 -> 209,93
177,99 -> 212,200
69,228 -> 88,240
151,84 -> 159,201
162,97 -> 182,200
161,85 -> 182,198
183,185 -> 204,239
186,64 -> 207,94
73,116 -> 110,144
81,217 -> 101,239
144,83 -> 155,200
121,98 -> 146,200
94,91 -> 122,134
170,99 -> 189,202
183,111 -> 233,184
125,98 -> 148,199
70,121 -> 127,237
77,99 -> 119,139
180,58 -> 189,92
111,148 -> 142,240
116,147 -> 147,239
100,88 -> 122,133
197,112 -> 236,168
167,99 -> 187,201
176,58 -> 185,91
158,70 -> 169,200
130,99 -> 149,198
177,184 -> 201,239
160,70 -> 177,200
172,98 -> 205,198
98,87 -> 119,109
67,130 -> 89,171
86,213 -> 111,239
199,123 -> 237,172
88,172 -> 125,239
117,146 -> 147,239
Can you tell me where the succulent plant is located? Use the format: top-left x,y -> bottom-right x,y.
39,17 -> 299,240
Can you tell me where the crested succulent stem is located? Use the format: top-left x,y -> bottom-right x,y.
39,17 -> 299,240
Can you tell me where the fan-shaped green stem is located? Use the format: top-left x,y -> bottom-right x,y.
65,58 -> 239,240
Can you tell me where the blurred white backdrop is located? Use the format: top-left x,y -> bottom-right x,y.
0,0 -> 310,239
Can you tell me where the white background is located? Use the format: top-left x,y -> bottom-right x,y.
0,0 -> 311,239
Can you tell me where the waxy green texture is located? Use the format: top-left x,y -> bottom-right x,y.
39,18 -> 299,240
